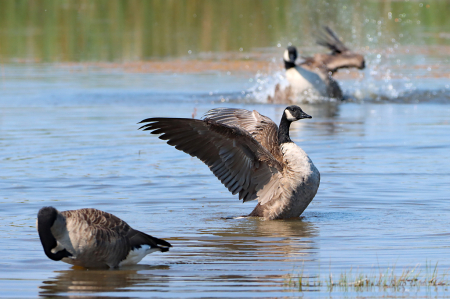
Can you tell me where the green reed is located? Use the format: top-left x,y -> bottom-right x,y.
1,0 -> 449,62
285,261 -> 450,292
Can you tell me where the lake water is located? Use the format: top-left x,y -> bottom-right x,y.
1,1 -> 450,298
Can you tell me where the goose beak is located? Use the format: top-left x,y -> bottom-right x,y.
289,53 -> 296,63
360,60 -> 366,69
301,112 -> 312,119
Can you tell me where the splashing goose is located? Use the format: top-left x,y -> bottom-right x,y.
268,26 -> 365,103
37,207 -> 171,268
139,105 -> 320,220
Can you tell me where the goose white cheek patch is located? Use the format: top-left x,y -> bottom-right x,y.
283,50 -> 290,62
285,109 -> 297,121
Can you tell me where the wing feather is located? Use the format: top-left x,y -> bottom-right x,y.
316,26 -> 349,54
63,209 -> 171,266
63,209 -> 131,266
202,108 -> 283,162
139,117 -> 283,204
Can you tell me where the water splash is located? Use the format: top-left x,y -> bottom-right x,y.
245,46 -> 450,104
246,69 -> 289,103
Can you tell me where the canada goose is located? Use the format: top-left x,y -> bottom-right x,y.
37,207 -> 171,268
139,105 -> 320,220
268,26 -> 365,103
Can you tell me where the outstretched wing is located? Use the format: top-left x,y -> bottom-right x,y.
316,26 -> 349,54
202,108 -> 283,163
139,117 -> 283,204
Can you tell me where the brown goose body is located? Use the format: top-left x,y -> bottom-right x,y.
37,207 -> 171,268
268,26 -> 365,104
139,105 -> 320,220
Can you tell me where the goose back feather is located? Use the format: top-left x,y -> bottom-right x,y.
202,108 -> 282,162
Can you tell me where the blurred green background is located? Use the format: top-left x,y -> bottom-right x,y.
0,0 -> 449,62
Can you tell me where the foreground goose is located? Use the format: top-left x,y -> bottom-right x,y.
268,26 -> 365,103
139,105 -> 320,220
37,207 -> 171,268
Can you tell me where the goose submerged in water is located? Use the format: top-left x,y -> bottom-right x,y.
139,105 -> 320,220
37,207 -> 171,268
268,26 -> 365,104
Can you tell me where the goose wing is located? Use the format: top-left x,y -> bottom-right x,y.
316,26 -> 349,54
202,108 -> 283,163
62,209 -> 133,265
139,117 -> 284,204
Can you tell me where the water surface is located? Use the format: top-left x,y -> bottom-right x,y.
1,83 -> 450,297
1,1 -> 450,298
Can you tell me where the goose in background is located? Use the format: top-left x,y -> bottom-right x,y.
268,26 -> 365,104
139,105 -> 320,220
37,207 -> 171,268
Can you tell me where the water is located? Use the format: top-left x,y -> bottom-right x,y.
1,1 -> 450,298
1,67 -> 450,297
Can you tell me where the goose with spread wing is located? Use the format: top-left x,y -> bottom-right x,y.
139,105 -> 320,220
268,26 -> 365,103
37,207 -> 172,268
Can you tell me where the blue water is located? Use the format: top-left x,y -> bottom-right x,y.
1,63 -> 450,298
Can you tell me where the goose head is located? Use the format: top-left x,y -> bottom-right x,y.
37,207 -> 72,261
278,105 -> 311,144
284,105 -> 312,122
283,46 -> 298,69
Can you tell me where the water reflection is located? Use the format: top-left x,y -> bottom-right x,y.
190,217 -> 318,263
39,265 -> 170,297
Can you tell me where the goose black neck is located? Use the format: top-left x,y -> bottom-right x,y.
284,61 -> 296,70
278,114 -> 293,144
37,207 -> 72,261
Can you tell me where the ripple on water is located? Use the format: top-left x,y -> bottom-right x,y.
1,82 -> 450,298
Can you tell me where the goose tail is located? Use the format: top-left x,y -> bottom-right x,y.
150,235 -> 172,252
128,229 -> 172,253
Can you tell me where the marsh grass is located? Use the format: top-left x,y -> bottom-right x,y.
285,261 -> 450,292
